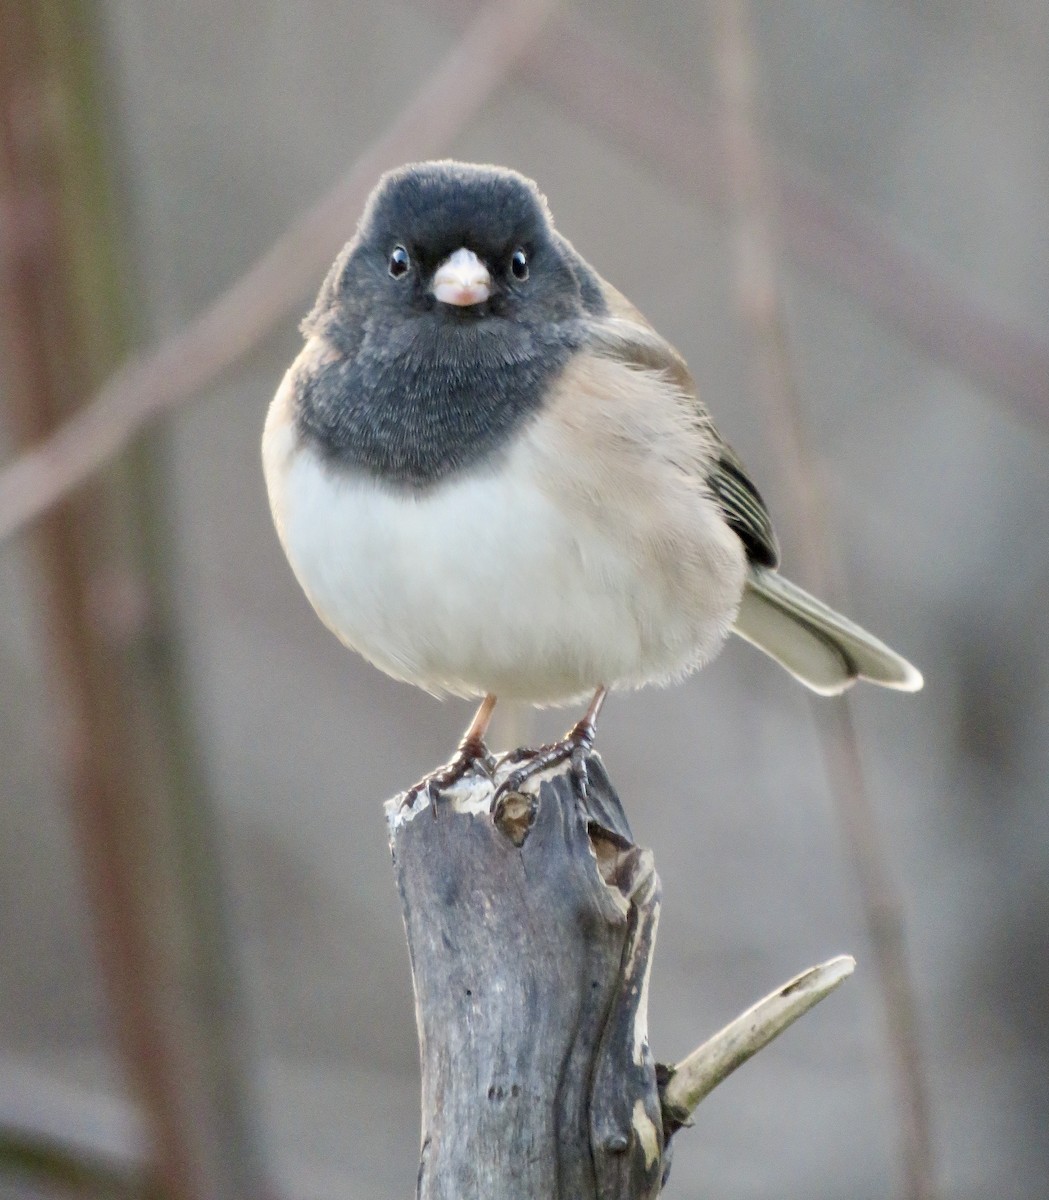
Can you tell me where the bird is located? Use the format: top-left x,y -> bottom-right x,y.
262,160 -> 922,809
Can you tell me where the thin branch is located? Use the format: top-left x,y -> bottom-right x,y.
538,11 -> 1049,428
1,9 -> 218,1197
815,699 -> 939,1192
3,0 -> 1045,543
0,0 -> 556,541
0,1129 -> 144,1200
427,0 -> 1049,430
707,3 -> 938,1199
660,955 -> 855,1127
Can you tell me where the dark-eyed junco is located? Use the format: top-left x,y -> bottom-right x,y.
263,160 -> 921,805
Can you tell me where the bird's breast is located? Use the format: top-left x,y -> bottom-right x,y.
263,352 -> 748,704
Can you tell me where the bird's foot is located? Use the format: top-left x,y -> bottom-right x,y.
490,714 -> 597,821
401,735 -> 495,817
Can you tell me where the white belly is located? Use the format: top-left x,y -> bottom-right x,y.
263,357 -> 748,705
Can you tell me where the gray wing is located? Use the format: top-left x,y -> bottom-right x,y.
585,308 -> 781,569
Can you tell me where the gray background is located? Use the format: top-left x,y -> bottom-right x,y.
2,1 -> 1048,1197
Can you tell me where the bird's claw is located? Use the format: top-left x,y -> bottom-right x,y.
489,716 -> 597,817
401,738 -> 495,816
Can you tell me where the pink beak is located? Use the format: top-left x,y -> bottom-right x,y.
431,248 -> 492,307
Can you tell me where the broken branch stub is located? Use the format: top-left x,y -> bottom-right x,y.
387,756 -> 663,1200
385,753 -> 856,1198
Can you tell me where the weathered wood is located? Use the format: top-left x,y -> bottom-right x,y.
387,752 -> 856,1198
659,955 -> 855,1134
387,755 -> 664,1200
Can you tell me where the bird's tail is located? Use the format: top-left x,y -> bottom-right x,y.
732,567 -> 923,696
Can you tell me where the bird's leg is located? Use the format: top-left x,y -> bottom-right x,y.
402,694 -> 498,814
491,686 -> 608,816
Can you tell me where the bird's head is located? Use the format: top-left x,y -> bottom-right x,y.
311,160 -> 587,336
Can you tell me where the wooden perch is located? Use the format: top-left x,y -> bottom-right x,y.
386,753 -> 853,1198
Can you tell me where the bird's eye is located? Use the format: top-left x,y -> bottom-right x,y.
510,248 -> 529,281
388,245 -> 410,278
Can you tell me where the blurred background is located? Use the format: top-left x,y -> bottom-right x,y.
1,1 -> 1047,1198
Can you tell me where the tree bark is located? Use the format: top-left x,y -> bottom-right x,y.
388,756 -> 665,1200
387,752 -> 856,1198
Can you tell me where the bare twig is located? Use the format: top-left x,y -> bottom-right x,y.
661,955 -> 855,1126
0,0 -> 556,540
3,0 -> 1045,542
707,3 -> 938,1198
1,8 -> 224,1197
815,699 -> 939,1191
428,0 -> 1049,430
0,1128 -> 142,1200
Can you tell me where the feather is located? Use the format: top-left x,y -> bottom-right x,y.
734,568 -> 923,694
